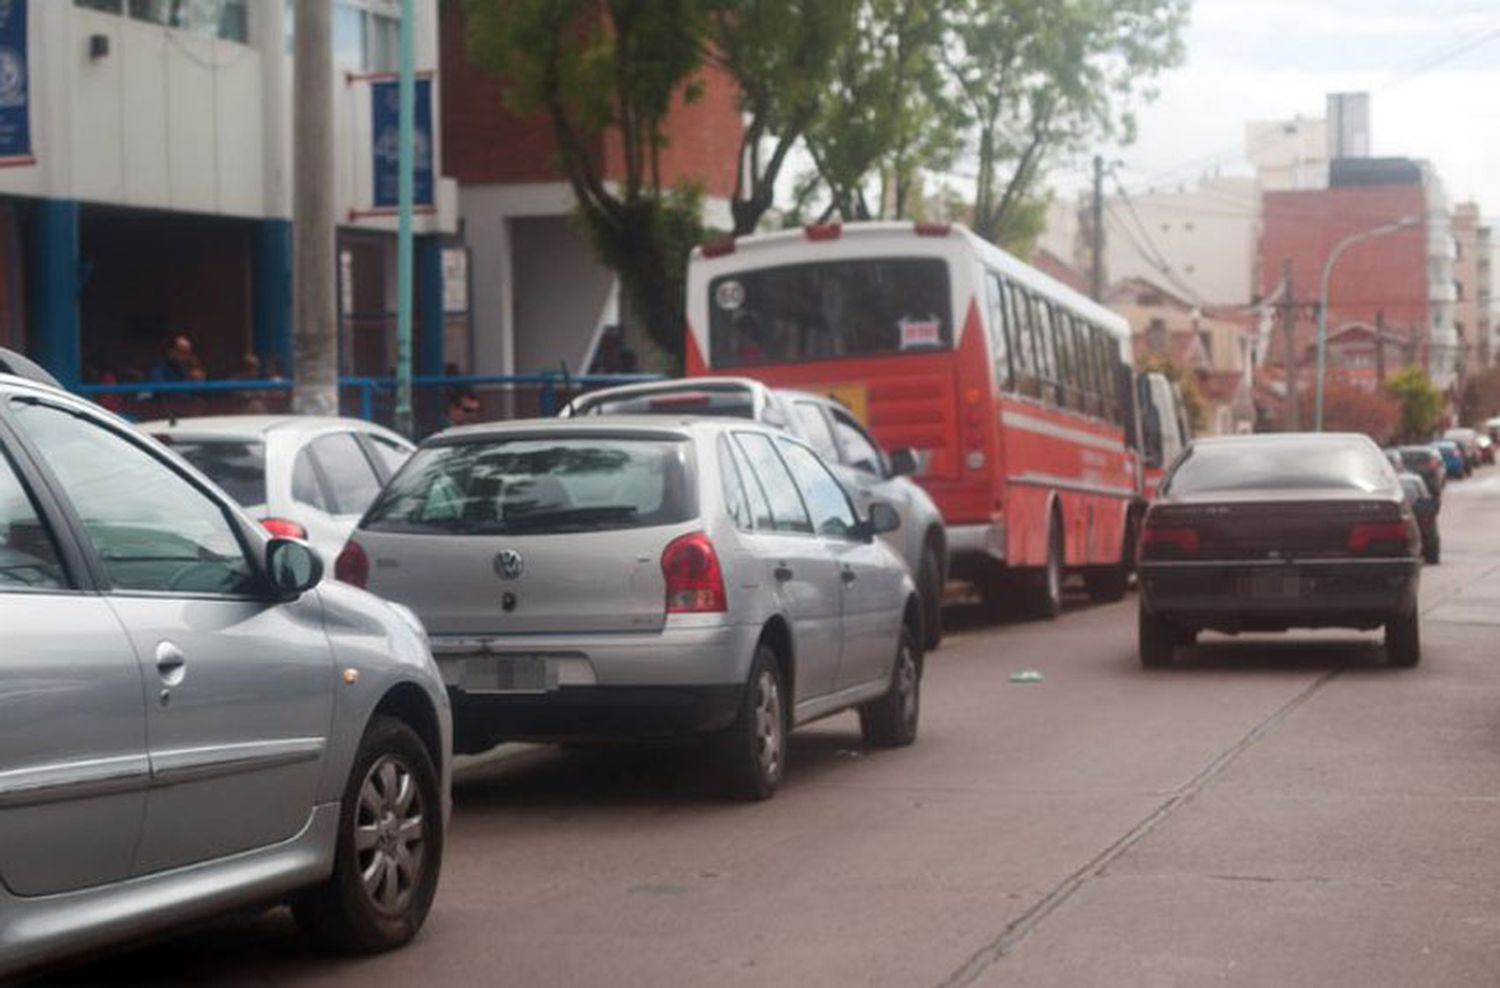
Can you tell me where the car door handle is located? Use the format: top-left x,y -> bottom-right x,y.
774,565 -> 794,582
841,567 -> 857,584
155,641 -> 187,685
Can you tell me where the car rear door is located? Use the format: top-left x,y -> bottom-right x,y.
776,438 -> 903,691
729,431 -> 843,705
7,398 -> 335,877
0,414 -> 148,896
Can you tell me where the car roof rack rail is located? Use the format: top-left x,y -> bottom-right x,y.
0,348 -> 63,389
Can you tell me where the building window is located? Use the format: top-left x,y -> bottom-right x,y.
287,0 -> 400,72
77,0 -> 248,44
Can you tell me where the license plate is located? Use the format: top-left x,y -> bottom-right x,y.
1245,570 -> 1302,598
460,656 -> 556,694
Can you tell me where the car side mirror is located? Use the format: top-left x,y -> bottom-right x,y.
267,538 -> 323,600
865,502 -> 901,539
888,447 -> 918,477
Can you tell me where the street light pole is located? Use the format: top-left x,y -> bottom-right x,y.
1314,216 -> 1420,431
393,0 -> 416,438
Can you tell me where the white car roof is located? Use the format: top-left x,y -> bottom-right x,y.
139,414 -> 410,445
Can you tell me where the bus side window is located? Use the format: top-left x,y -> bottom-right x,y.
1005,282 -> 1038,397
1032,297 -> 1060,407
1071,317 -> 1097,417
1051,306 -> 1074,411
1092,327 -> 1117,424
986,273 -> 1012,390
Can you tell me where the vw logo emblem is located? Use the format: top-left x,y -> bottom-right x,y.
494,550 -> 524,580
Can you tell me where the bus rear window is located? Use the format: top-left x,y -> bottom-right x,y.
708,258 -> 952,367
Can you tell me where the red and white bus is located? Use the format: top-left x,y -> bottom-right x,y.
686,221 -> 1144,617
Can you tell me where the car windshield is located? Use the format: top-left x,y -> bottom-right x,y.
1165,439 -> 1391,495
159,439 -> 267,508
364,436 -> 696,535
708,257 -> 953,367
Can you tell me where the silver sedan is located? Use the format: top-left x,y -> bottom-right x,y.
337,417 -> 924,800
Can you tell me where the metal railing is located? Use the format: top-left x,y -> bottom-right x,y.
74,372 -> 664,433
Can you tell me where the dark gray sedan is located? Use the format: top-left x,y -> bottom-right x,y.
1136,433 -> 1422,668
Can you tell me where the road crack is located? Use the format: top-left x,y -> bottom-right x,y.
931,668 -> 1341,988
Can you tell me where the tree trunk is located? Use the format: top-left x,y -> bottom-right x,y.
292,0 -> 338,416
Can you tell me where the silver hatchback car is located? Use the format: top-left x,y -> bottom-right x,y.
0,360 -> 451,981
337,417 -> 923,799
563,377 -> 950,648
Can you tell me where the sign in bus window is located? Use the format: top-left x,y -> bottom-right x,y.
708,259 -> 952,368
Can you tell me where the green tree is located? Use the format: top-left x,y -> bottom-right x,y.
462,0 -> 708,365
1385,366 -> 1444,442
800,0 -> 959,222
707,0 -> 860,235
943,0 -> 1187,246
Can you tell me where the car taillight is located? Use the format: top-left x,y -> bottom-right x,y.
661,532 -> 727,613
1348,520 -> 1416,555
260,517 -> 307,540
335,539 -> 369,588
1139,525 -> 1201,559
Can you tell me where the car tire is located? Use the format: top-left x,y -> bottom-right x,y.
715,645 -> 787,801
293,716 -> 443,955
860,625 -> 921,748
1030,514 -> 1064,620
1139,605 -> 1179,669
1385,611 -> 1421,668
918,543 -> 945,650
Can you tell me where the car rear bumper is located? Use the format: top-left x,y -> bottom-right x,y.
428,620 -> 760,751
448,685 -> 744,751
1139,557 -> 1420,632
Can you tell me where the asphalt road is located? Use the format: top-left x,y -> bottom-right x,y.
49,471 -> 1500,987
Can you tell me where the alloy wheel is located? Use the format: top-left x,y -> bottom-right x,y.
354,754 -> 427,917
753,670 -> 784,782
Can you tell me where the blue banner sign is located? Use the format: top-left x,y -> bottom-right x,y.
0,0 -> 29,161
372,77 -> 433,209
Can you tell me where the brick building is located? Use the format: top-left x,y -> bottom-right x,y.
440,2 -> 742,377
1258,158 -> 1457,392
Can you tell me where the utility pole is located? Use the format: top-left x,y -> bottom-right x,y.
1090,155 -> 1105,302
1375,310 -> 1386,385
292,0 -> 338,416
393,0 -> 416,437
1280,259 -> 1300,430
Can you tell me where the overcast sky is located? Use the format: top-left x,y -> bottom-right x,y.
1055,0 -> 1500,219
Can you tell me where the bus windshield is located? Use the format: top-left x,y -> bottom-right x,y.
708,257 -> 952,368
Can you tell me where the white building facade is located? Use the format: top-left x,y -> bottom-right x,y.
3,0 -> 459,389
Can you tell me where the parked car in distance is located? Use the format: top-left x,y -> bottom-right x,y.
336,417 -> 925,800
0,358 -> 450,981
1431,439 -> 1468,479
1386,445 -> 1446,499
562,377 -> 949,648
1443,427 -> 1482,469
143,415 -> 414,563
1397,472 -> 1441,564
1136,433 -> 1423,669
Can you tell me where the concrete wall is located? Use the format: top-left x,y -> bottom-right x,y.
1039,177 -> 1259,307
509,215 -> 615,374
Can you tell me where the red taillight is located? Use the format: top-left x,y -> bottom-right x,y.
1348,520 -> 1415,555
260,517 -> 307,540
914,221 -> 951,237
661,532 -> 727,613
335,539 -> 369,588
1139,525 -> 1201,558
700,236 -> 737,258
803,223 -> 843,242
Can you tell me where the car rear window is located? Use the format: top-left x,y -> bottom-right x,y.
364,436 -> 696,535
161,439 -> 267,508
1164,439 -> 1392,496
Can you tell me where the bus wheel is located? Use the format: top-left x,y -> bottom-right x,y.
1029,516 -> 1064,620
